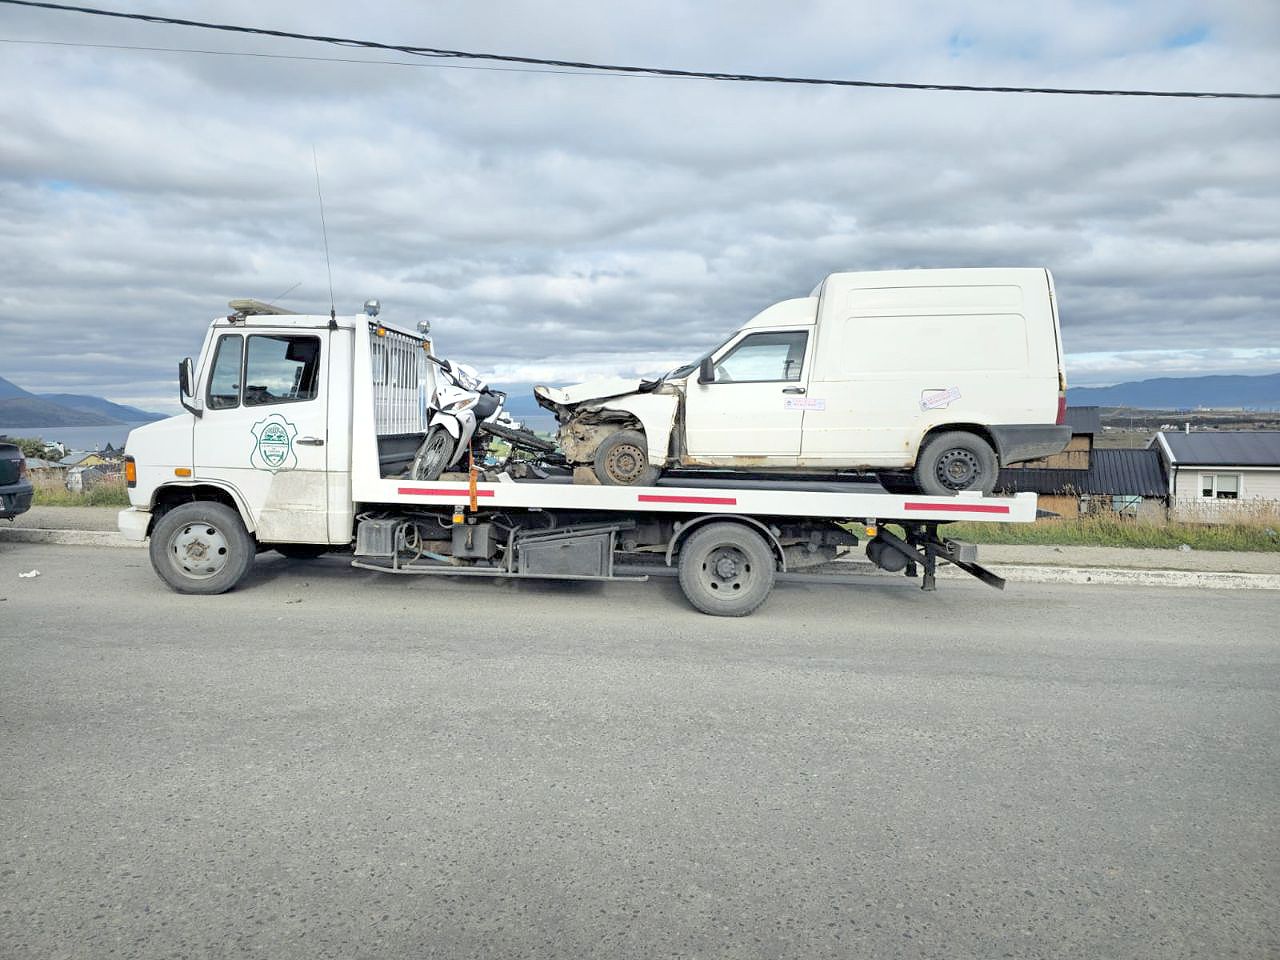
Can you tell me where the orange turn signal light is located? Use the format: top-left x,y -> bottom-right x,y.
124,457 -> 137,487
174,467 -> 192,477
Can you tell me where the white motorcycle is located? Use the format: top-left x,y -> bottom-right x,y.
410,359 -> 557,480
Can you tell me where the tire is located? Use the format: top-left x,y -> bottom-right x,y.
272,544 -> 329,560
913,431 -> 998,496
593,429 -> 660,486
677,522 -> 777,617
411,425 -> 456,481
876,472 -> 918,494
149,501 -> 256,595
482,421 -> 556,454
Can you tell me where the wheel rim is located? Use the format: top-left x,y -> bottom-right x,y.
168,522 -> 230,580
699,544 -> 754,595
414,432 -> 453,479
935,448 -> 981,490
603,440 -> 647,484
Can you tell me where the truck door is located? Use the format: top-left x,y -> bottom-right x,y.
683,329 -> 810,461
193,327 -> 332,543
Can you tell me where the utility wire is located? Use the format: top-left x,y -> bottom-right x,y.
0,37 -> 654,80
2,0 -> 1276,100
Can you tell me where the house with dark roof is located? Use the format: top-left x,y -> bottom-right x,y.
1151,429 -> 1280,521
997,407 -> 1169,518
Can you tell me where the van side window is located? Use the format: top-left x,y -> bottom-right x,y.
244,335 -> 322,406
206,335 -> 243,410
715,331 -> 808,382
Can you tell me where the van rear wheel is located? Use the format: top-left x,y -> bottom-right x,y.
913,431 -> 998,496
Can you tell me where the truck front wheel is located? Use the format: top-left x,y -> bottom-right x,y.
677,522 -> 777,616
149,501 -> 256,595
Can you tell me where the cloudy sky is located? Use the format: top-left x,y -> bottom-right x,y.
1,0 -> 1277,413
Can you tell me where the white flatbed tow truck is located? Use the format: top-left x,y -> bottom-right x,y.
119,304 -> 1039,616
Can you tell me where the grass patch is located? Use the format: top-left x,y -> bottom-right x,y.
31,473 -> 130,508
944,510 -> 1280,552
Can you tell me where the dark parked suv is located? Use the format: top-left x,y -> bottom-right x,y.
1,441 -> 34,520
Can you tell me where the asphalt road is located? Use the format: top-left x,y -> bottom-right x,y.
1,544 -> 1277,960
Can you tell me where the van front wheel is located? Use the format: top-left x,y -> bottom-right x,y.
914,431 -> 998,496
593,430 -> 660,486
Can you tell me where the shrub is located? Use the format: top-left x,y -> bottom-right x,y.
30,472 -> 130,508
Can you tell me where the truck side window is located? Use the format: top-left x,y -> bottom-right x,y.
715,331 -> 808,382
244,335 -> 321,406
207,335 -> 243,410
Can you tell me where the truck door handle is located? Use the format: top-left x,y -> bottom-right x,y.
782,387 -> 806,395
297,437 -> 325,446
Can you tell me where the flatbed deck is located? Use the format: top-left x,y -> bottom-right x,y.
355,472 -> 1037,524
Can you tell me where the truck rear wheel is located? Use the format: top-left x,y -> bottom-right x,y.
913,431 -> 998,496
677,522 -> 777,616
149,501 -> 256,595
593,429 -> 660,486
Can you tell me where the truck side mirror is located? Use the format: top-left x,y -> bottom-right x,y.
698,356 -> 715,384
178,357 -> 203,418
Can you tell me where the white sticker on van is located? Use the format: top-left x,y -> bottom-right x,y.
920,387 -> 962,411
784,397 -> 826,411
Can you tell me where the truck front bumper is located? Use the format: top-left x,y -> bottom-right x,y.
118,507 -> 151,541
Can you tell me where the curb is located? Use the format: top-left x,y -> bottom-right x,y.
4,528 -> 1278,590
0,528 -> 145,549
978,564 -> 1280,591
817,558 -> 1280,592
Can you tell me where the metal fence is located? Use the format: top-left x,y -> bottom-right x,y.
369,324 -> 432,436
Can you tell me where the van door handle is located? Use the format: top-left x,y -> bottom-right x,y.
782,387 -> 806,395
297,437 -> 325,446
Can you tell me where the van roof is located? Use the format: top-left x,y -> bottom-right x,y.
812,267 -> 1050,297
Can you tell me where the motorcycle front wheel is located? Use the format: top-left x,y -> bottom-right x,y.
410,426 -> 457,481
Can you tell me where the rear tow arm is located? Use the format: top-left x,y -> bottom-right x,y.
874,523 -> 1006,592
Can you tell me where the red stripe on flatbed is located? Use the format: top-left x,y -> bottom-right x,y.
902,501 -> 1010,514
638,494 -> 738,506
398,487 -> 496,498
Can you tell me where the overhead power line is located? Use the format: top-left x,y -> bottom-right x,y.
0,37 -> 652,78
3,0 -> 1277,101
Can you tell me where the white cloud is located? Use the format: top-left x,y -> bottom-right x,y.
0,0 -> 1277,413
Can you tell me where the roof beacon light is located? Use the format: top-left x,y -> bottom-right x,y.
364,299 -> 381,318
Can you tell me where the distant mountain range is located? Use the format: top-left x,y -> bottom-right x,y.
1067,372 -> 1280,411
0,375 -> 166,427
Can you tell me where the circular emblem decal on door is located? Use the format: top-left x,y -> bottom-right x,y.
250,414 -> 299,473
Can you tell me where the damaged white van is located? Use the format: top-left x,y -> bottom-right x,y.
534,267 -> 1071,495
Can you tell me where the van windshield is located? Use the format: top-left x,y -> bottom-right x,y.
662,333 -> 734,381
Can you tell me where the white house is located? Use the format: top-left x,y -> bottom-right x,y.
1150,430 -> 1280,521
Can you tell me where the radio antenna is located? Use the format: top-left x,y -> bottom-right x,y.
267,280 -> 301,307
312,145 -> 336,324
